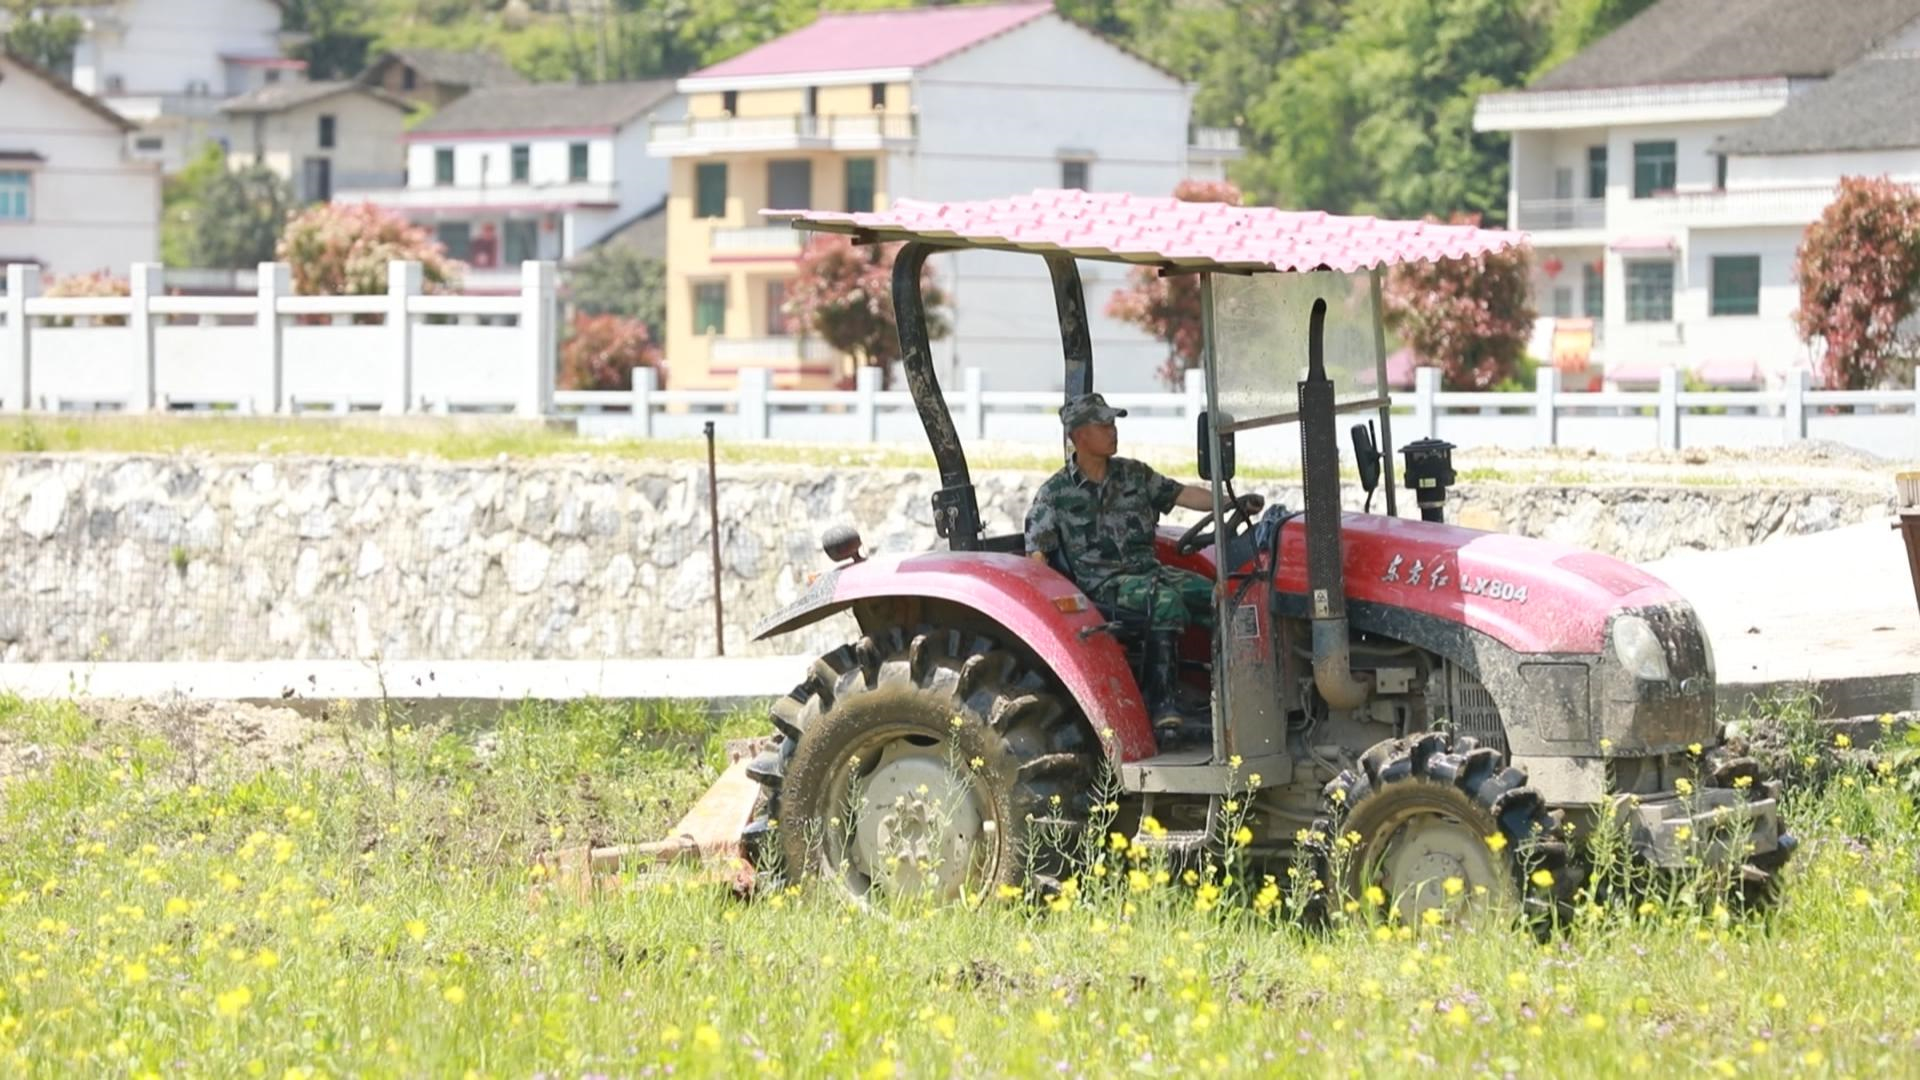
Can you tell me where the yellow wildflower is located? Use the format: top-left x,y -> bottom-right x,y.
1486,833 -> 1508,854
442,985 -> 467,1005
1530,869 -> 1555,888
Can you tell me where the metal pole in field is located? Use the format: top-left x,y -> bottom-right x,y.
705,421 -> 725,655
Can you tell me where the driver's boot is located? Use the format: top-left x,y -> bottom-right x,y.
1144,630 -> 1185,732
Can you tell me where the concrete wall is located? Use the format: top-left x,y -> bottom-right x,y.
0,454 -> 1896,665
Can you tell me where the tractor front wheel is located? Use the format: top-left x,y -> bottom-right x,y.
748,626 -> 1097,900
1315,732 -> 1577,926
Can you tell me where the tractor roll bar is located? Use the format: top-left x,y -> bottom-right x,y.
1047,254 -> 1095,399
894,241 -> 982,550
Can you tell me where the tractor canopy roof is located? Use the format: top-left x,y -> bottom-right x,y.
767,189 -> 1523,274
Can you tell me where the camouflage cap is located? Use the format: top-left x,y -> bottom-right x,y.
1060,392 -> 1128,431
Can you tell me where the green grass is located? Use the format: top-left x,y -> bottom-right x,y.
2,694 -> 1916,1077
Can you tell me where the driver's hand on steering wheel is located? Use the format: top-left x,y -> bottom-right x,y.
1235,493 -> 1265,516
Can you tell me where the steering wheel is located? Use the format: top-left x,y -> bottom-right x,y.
1176,495 -> 1259,556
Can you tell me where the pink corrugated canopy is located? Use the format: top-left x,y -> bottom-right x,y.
691,2 -> 1051,79
767,190 -> 1526,274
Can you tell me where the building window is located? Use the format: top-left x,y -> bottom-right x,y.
805,87 -> 818,116
1632,140 -> 1676,199
265,69 -> 281,84
1061,159 -> 1089,191
1715,153 -> 1728,191
722,90 -> 738,116
870,82 -> 886,109
510,144 -> 530,183
693,282 -> 727,335
302,157 -> 332,203
1710,254 -> 1760,316
0,170 -> 29,221
318,114 -> 336,149
504,219 -> 538,264
1586,145 -> 1606,199
765,280 -> 789,336
1550,286 -> 1574,318
845,158 -> 875,213
695,162 -> 727,219
402,67 -> 417,91
1582,262 -> 1604,318
434,147 -> 454,186
134,136 -> 164,153
436,222 -> 472,261
1625,261 -> 1674,322
568,142 -> 589,182
767,160 -> 811,211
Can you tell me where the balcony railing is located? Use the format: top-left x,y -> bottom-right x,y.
337,181 -> 619,211
649,113 -> 917,153
1648,184 -> 1837,227
1514,198 -> 1606,231
709,336 -> 839,365
1475,77 -> 1793,129
1189,126 -> 1242,153
711,226 -> 804,255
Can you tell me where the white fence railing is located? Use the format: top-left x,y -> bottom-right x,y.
1514,198 -> 1606,231
553,365 -> 1920,461
1,261 -> 557,415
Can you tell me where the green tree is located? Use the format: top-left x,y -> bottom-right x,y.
281,0 -> 374,79
563,245 -> 666,341
160,144 -> 230,268
3,9 -> 83,75
1246,0 -> 1545,223
192,166 -> 295,270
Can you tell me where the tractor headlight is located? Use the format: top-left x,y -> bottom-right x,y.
1611,615 -> 1672,682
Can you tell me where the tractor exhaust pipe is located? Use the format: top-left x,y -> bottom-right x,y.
1298,299 -> 1371,711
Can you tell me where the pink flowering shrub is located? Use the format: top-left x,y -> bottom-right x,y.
1795,176 -> 1920,390
277,202 -> 463,296
1382,213 -> 1536,391
783,234 -> 948,388
559,312 -> 664,391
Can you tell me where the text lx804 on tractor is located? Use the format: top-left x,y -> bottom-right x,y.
739,191 -> 1792,922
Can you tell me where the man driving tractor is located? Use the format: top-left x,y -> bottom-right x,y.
1025,392 -> 1262,731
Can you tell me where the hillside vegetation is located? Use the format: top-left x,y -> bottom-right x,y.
276,0 -> 1657,225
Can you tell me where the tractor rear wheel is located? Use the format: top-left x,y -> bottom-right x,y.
747,626 -> 1098,900
1314,732 -> 1577,926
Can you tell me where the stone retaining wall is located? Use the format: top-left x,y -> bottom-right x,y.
0,454 -> 1894,663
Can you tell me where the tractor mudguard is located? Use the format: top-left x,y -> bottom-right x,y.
753,552 -> 1159,762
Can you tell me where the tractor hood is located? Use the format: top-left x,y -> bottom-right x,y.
1253,513 -> 1687,657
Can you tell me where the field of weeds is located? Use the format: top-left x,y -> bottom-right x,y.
1,693 -> 1916,1078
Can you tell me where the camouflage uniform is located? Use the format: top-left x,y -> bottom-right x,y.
1025,454 -> 1216,633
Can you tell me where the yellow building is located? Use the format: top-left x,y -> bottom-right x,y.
648,2 -> 1234,392
650,80 -> 910,389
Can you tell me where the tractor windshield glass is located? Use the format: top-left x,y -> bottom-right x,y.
1209,270 -> 1382,430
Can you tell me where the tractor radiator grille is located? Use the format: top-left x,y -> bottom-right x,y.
1438,662 -> 1507,758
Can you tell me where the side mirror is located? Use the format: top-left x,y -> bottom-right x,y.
1196,410 -> 1235,482
1350,420 -> 1381,495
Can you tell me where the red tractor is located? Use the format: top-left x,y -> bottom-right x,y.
741,191 -> 1791,920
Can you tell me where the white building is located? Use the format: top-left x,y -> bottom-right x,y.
647,1 -> 1241,390
344,81 -> 683,293
0,49 -> 160,277
52,0 -> 305,174
1475,0 -> 1920,389
223,81 -> 412,203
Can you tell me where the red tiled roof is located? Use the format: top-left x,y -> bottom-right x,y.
691,2 -> 1053,80
769,190 -> 1526,274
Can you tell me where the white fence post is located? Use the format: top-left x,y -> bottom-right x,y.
855,365 -> 880,442
1534,366 -> 1559,447
1412,366 -> 1440,440
962,367 -> 986,441
1783,368 -> 1810,440
257,262 -> 288,414
1657,366 -> 1681,451
629,364 -> 656,436
129,262 -> 161,412
385,260 -> 421,414
1183,366 -> 1206,425
3,263 -> 37,411
738,366 -> 770,438
518,260 -> 557,416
